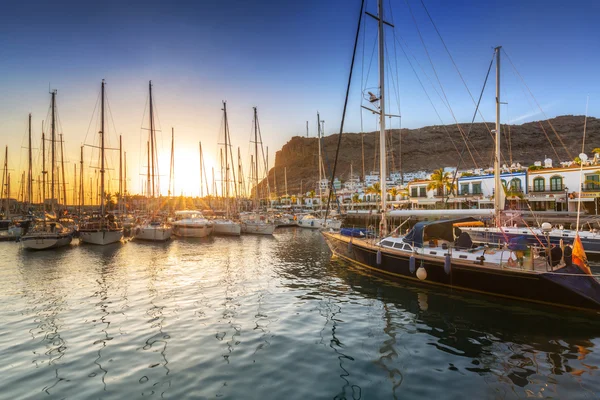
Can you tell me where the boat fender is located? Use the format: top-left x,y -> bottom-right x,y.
311,221 -> 314,227
444,255 -> 451,275
376,250 -> 382,265
409,256 -> 416,274
416,266 -> 427,280
348,240 -> 353,253
136,228 -> 141,236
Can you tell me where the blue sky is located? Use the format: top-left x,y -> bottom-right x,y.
0,0 -> 598,196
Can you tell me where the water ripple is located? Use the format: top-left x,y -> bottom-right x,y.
0,231 -> 599,399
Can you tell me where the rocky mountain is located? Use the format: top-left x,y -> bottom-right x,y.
260,115 -> 600,196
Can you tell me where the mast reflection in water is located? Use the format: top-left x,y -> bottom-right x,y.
0,229 -> 599,399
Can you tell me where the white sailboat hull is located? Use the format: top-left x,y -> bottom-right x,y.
212,221 -> 241,236
79,229 -> 124,245
297,218 -> 341,230
241,221 -> 275,235
133,225 -> 172,241
21,233 -> 72,250
173,223 -> 213,238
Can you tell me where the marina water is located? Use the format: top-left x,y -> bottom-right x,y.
1,228 -> 599,399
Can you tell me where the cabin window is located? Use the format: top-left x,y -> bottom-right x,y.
381,240 -> 394,247
460,183 -> 469,195
509,178 -> 522,192
533,177 -> 544,192
393,243 -> 403,249
472,183 -> 482,194
550,176 -> 563,191
586,174 -> 600,190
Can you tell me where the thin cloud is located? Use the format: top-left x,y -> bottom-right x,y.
511,102 -> 559,123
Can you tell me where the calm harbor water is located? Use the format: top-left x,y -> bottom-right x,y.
1,228 -> 600,399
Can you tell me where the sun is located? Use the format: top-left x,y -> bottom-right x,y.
155,147 -> 217,197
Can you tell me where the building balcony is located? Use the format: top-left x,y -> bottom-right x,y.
529,184 -> 565,193
582,184 -> 600,192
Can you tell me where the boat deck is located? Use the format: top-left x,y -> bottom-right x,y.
328,233 -> 556,274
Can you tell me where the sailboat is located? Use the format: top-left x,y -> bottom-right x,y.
212,101 -> 241,236
79,80 -> 124,245
133,82 -> 172,242
322,2 -> 600,312
22,93 -> 73,250
241,107 -> 275,235
297,112 -> 342,231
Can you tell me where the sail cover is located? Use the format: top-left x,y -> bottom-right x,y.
403,217 -> 478,248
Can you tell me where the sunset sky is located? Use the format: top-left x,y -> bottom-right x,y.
1,0 -> 598,198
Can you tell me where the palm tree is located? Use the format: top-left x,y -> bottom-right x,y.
290,195 -> 297,205
365,182 -> 381,203
351,193 -> 361,203
427,168 -> 454,196
387,187 -> 399,201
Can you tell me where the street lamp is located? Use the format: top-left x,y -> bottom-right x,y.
564,186 -> 568,212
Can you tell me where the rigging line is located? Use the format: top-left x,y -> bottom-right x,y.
360,5 -> 367,133
446,50 -> 495,203
393,35 -> 465,167
394,32 -> 484,166
403,0 -> 482,167
512,78 -> 561,161
83,89 -> 101,147
363,30 -> 379,96
502,48 -> 572,160
324,0 -> 364,223
418,0 -> 493,134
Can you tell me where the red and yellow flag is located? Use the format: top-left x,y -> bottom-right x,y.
573,234 -> 592,275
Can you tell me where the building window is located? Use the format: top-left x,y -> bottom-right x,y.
472,183 -> 482,194
550,176 -> 563,191
411,187 -> 417,197
533,177 -> 544,192
586,174 -> 600,190
419,187 -> 426,197
460,183 -> 469,195
509,178 -> 522,192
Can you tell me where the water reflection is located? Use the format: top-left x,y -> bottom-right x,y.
330,259 -> 600,397
139,241 -> 175,397
3,229 -> 600,399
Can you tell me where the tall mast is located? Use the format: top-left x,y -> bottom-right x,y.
306,120 -> 309,137
6,173 -> 10,218
377,0 -> 387,236
238,147 -> 243,198
51,90 -> 56,212
169,127 -> 174,197
253,107 -> 259,209
220,148 -> 224,198
119,135 -> 123,213
73,163 -> 77,206
27,113 -> 32,205
317,112 -> 322,214
147,141 -> 150,198
494,46 -> 502,216
148,81 -> 155,198
223,102 -> 229,201
79,146 -> 84,213
42,122 -> 46,211
60,134 -> 67,207
100,79 -> 106,216
124,151 -> 127,206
